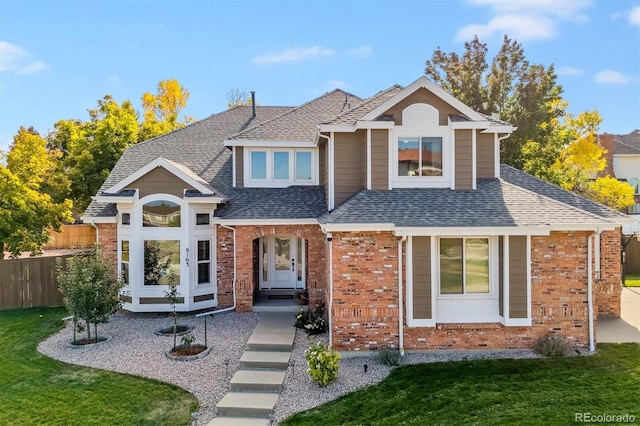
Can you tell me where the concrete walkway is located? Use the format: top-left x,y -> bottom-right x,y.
597,287 -> 640,343
208,313 -> 295,426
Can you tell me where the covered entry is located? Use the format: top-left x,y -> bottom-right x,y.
258,235 -> 306,290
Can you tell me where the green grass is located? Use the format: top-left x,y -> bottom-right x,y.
623,274 -> 640,287
282,344 -> 640,426
0,307 -> 198,426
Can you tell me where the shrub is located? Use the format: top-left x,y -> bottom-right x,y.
294,303 -> 328,334
534,334 -> 568,357
305,341 -> 341,387
295,289 -> 309,305
377,345 -> 404,367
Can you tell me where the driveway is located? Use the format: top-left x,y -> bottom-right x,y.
597,287 -> 640,343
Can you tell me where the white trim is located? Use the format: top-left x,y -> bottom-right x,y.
321,223 -> 396,232
184,198 -> 224,204
387,129 -> 393,190
93,195 -> 136,203
215,218 -> 318,226
450,129 -> 456,190
393,227 -> 551,236
449,120 -> 492,129
106,157 -> 214,195
318,124 -> 355,133
329,132 -> 335,210
356,121 -> 395,129
80,216 -> 117,224
481,126 -> 515,133
548,223 -> 621,231
366,128 -> 372,190
224,140 -> 317,148
502,235 -> 509,322
232,146 -> 236,188
361,76 -> 486,123
472,129 -> 477,190
494,133 -> 500,178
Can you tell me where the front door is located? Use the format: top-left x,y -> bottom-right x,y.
260,235 -> 304,289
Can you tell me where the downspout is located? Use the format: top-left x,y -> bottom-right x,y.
398,234 -> 407,356
196,223 -> 237,318
590,229 -> 602,352
89,220 -> 99,246
327,232 -> 334,347
587,232 -> 597,352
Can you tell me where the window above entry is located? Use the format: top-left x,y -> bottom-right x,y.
245,148 -> 317,187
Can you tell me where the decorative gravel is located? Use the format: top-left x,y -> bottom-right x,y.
40,312 -> 544,425
38,311 -> 259,426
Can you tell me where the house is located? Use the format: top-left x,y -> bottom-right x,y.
82,76 -> 632,352
598,130 -> 640,276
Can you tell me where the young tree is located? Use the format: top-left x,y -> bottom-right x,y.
56,249 -> 122,344
425,35 -> 564,168
1,128 -> 73,258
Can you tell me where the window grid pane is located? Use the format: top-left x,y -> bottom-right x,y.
196,213 -> 210,225
398,137 -> 420,177
295,151 -> 312,180
144,240 -> 180,285
440,238 -> 463,294
142,201 -> 181,227
273,152 -> 289,180
465,238 -> 489,293
420,137 -> 443,176
251,151 -> 267,180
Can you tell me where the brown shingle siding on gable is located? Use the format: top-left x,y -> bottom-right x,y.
412,236 -> 432,320
371,129 -> 389,190
383,88 -> 462,126
509,236 -> 528,319
455,130 -> 473,190
476,132 -> 495,179
334,130 -> 365,206
126,166 -> 194,198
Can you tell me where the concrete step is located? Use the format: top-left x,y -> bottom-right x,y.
246,331 -> 295,352
207,416 -> 270,425
230,369 -> 286,392
240,351 -> 291,370
216,391 -> 279,418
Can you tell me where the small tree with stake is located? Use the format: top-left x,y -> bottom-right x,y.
57,247 -> 122,344
163,271 -> 180,350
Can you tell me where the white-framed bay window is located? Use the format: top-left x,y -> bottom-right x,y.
245,147 -> 317,187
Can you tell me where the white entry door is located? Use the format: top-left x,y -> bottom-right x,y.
260,235 -> 304,289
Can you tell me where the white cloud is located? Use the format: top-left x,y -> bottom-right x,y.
558,66 -> 584,76
456,14 -> 554,41
253,46 -> 336,64
345,46 -> 372,59
595,70 -> 631,84
460,0 -> 591,41
0,41 -> 49,74
629,6 -> 640,27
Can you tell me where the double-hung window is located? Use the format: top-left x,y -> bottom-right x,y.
247,148 -> 316,186
197,240 -> 211,284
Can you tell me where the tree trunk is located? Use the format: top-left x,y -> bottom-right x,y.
86,319 -> 91,343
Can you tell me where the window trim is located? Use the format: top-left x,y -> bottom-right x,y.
244,147 -> 318,187
391,126 -> 451,189
196,239 -> 212,285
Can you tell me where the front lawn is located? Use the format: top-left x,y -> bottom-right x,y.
0,307 -> 198,425
282,344 -> 640,426
623,274 -> 640,287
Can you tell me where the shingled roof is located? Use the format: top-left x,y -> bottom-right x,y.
227,89 -> 363,142
323,85 -> 404,125
614,129 -> 640,155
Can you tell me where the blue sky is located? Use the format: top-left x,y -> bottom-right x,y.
1,0 -> 639,153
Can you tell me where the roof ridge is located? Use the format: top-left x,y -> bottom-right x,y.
227,89 -> 363,140
322,84 -> 405,125
500,164 -> 627,221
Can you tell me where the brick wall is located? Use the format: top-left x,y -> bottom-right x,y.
331,232 -> 400,350
331,231 -> 610,352
221,225 -> 327,312
96,223 -> 117,271
595,229 -> 622,317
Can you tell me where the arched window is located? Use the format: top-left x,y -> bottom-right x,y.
142,200 -> 181,227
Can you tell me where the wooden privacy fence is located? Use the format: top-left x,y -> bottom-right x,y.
0,255 -> 71,310
43,224 -> 96,250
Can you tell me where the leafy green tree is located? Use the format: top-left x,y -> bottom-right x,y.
63,95 -> 140,211
425,35 -> 564,168
1,128 -> 73,258
56,248 -> 122,344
